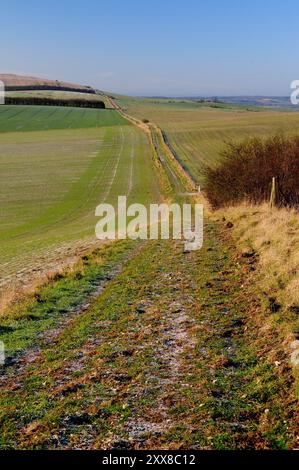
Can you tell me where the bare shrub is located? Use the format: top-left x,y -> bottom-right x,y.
204,134 -> 299,209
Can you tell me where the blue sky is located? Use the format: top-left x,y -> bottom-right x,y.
1,0 -> 298,96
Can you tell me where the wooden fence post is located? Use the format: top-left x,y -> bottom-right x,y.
270,177 -> 278,208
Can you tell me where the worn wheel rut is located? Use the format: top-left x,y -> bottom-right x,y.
0,222 -> 296,450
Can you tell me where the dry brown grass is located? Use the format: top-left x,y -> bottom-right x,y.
0,266 -> 72,317
214,202 -> 299,320
0,238 -> 109,316
214,204 -> 299,305
212,202 -> 299,389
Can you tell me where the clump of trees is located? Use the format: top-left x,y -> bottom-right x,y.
5,96 -> 105,109
204,134 -> 299,209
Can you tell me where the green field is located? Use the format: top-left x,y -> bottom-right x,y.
0,105 -> 161,287
118,96 -> 299,183
0,105 -> 126,133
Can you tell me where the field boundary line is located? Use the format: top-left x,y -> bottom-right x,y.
107,96 -> 197,197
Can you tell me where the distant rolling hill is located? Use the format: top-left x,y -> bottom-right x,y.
218,96 -> 294,109
0,73 -> 95,94
0,74 -> 110,108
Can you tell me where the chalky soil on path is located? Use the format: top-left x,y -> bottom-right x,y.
0,220 -> 297,449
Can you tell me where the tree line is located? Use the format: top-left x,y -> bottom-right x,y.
5,85 -> 95,94
5,96 -> 105,109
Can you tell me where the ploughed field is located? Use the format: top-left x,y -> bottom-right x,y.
118,96 -> 299,183
0,105 -> 161,289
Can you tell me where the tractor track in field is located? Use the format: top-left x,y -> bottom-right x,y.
127,129 -> 136,197
102,127 -> 124,203
0,117 -> 149,296
0,125 -> 138,299
2,126 -> 125,243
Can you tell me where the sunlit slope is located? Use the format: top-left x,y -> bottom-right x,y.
0,107 -> 161,286
0,73 -> 94,92
0,105 -> 126,132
